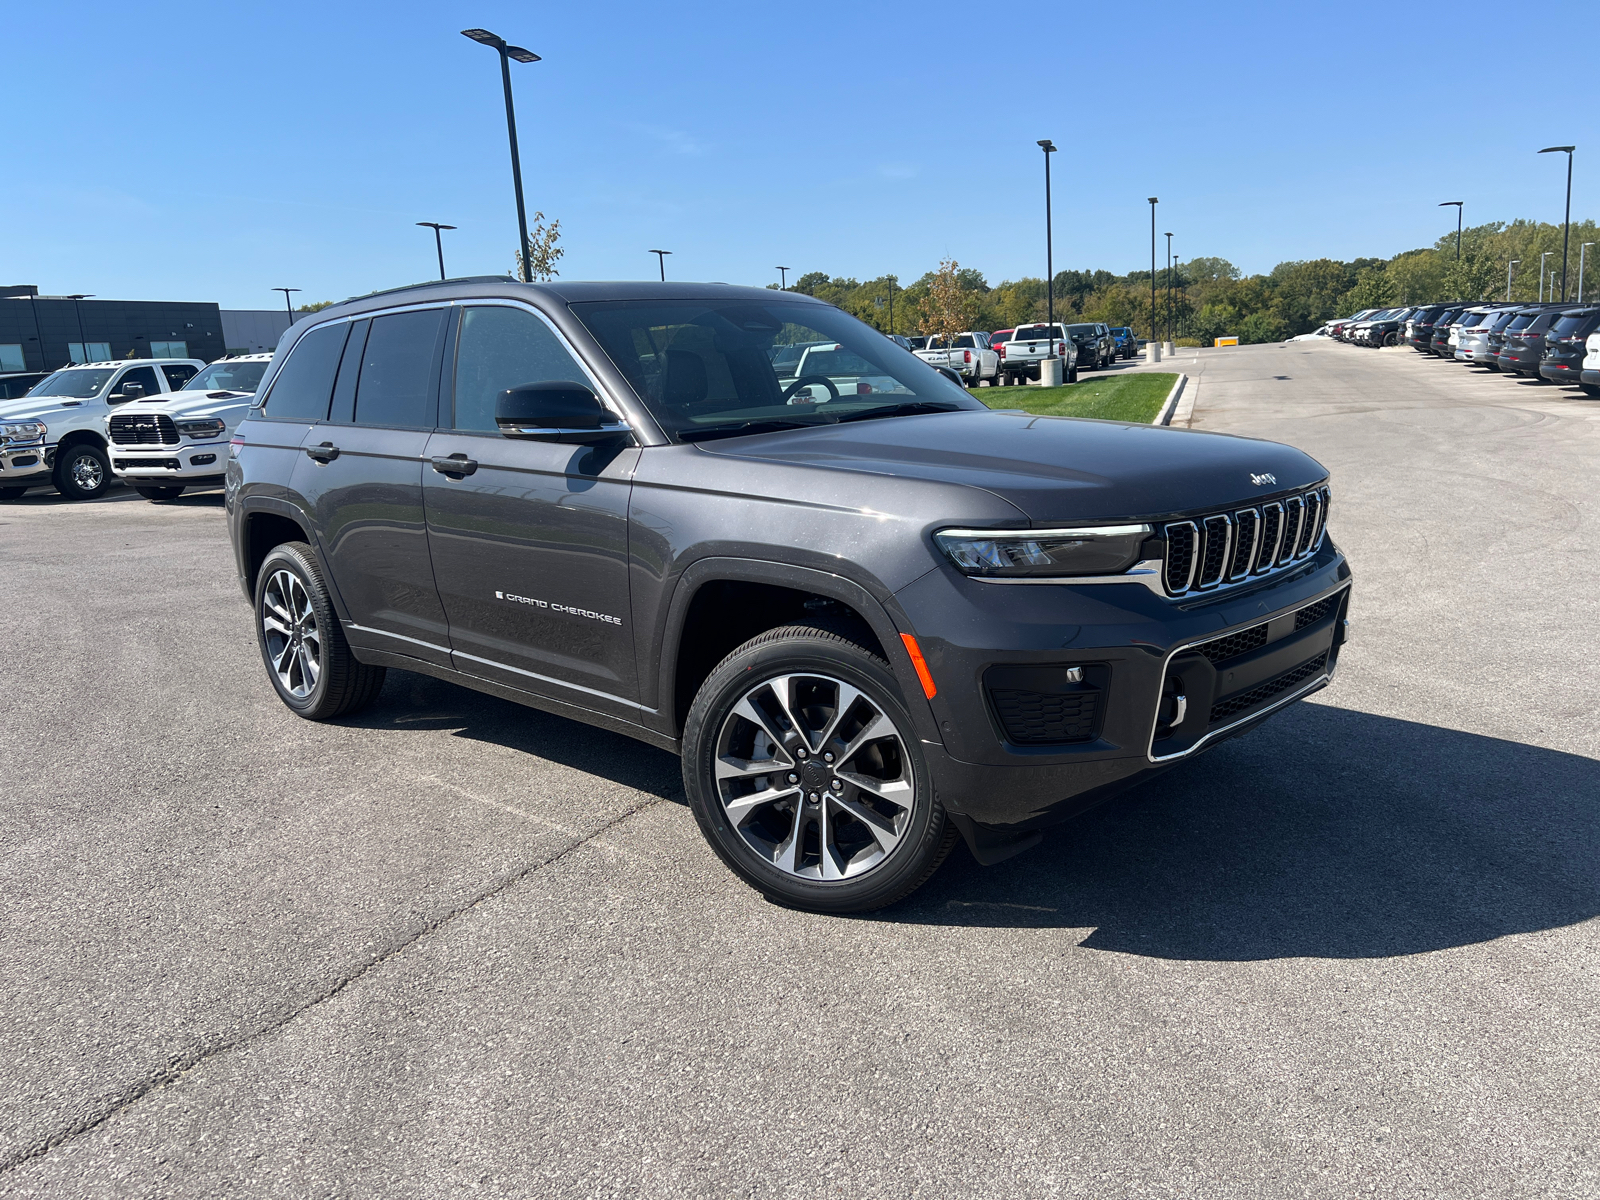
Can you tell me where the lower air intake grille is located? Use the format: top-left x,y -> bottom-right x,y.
990,688 -> 1100,744
1210,653 -> 1329,724
1294,595 -> 1338,629
1196,624 -> 1269,663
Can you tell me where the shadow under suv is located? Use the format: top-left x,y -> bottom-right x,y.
227,279 -> 1352,913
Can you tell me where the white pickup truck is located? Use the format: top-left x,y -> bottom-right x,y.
995,323 -> 1079,385
0,357 -> 206,500
106,354 -> 273,500
912,332 -> 999,386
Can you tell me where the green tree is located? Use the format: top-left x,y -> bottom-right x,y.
1237,311 -> 1288,344
296,300 -> 334,313
513,212 -> 564,282
1339,267 -> 1396,313
917,259 -> 980,339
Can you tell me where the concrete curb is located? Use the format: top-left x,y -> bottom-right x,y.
1154,373 -> 1187,426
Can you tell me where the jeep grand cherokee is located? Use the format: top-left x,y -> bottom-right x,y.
227,279 -> 1351,914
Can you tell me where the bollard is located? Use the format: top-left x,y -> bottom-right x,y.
1038,357 -> 1063,386
1147,342 -> 1162,363
1163,341 -> 1175,357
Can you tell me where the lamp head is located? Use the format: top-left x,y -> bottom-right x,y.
505,46 -> 540,63
1037,139 -> 1055,153
461,28 -> 503,46
1148,197 -> 1158,205
1538,145 -> 1575,154
1439,200 -> 1463,207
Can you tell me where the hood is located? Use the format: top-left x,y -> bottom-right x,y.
116,391 -> 253,421
696,409 -> 1328,523
0,397 -> 96,425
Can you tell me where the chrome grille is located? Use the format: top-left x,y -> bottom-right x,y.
1160,486 -> 1329,596
109,414 -> 179,446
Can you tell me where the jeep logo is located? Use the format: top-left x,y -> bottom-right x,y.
1251,472 -> 1277,487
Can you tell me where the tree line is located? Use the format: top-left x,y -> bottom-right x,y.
774,217 -> 1599,345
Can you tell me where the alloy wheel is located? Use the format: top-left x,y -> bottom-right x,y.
713,672 -> 915,881
261,569 -> 322,699
69,453 -> 103,491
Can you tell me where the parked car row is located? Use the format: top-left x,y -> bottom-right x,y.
0,354 -> 272,502
1319,300 -> 1600,395
904,320 -> 1129,387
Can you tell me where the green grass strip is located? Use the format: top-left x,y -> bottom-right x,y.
977,372 -> 1177,424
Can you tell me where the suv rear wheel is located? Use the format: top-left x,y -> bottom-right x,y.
682,625 -> 956,913
53,443 -> 111,501
254,541 -> 386,720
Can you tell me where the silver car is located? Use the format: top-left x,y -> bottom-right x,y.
1452,306 -> 1511,365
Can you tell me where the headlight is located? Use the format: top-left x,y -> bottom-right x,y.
176,418 -> 227,439
935,524 -> 1152,578
0,421 -> 46,443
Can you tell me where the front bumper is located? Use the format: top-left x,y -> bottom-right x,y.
0,441 -> 52,483
898,543 -> 1352,833
109,440 -> 228,480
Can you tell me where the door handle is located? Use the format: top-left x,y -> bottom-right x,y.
431,453 -> 478,477
305,441 -> 340,463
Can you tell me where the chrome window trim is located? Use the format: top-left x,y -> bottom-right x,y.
1145,580 -> 1350,764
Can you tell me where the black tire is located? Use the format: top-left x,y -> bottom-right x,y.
134,485 -> 185,501
52,442 -> 112,501
682,624 -> 957,914
0,486 -> 27,501
254,541 -> 386,721
1068,363 -> 1079,383
1580,384 -> 1600,398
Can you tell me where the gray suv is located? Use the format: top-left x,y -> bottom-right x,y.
228,279 -> 1351,913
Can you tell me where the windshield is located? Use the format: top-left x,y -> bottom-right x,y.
183,360 -> 269,393
570,298 -> 981,443
1064,324 -> 1097,336
25,368 -> 115,398
1504,313 -> 1536,332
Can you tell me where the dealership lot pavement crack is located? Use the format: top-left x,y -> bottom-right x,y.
0,798 -> 663,1177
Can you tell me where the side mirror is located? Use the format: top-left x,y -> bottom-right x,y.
117,382 -> 146,402
494,381 -> 631,444
935,366 -> 964,389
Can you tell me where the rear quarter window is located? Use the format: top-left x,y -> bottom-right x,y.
262,322 -> 350,421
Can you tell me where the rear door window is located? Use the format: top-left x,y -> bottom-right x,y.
1550,312 -> 1599,337
352,309 -> 447,428
263,322 -> 350,420
452,305 -> 592,433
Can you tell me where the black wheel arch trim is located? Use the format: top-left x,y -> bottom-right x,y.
651,555 -> 942,747
233,495 -> 352,621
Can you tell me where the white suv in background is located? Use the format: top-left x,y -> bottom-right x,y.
0,358 -> 206,501
106,354 -> 273,501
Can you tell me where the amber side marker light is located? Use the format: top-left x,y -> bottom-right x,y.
899,633 -> 937,699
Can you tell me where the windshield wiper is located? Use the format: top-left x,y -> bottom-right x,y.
832,401 -> 964,424
677,417 -> 837,442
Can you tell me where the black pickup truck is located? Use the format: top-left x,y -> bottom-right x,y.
227,279 -> 1351,914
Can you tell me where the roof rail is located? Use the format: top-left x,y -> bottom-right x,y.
337,275 -> 520,305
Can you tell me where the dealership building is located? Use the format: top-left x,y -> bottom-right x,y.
0,287 -> 296,373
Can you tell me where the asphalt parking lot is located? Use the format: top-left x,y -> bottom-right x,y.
2,343 -> 1596,1198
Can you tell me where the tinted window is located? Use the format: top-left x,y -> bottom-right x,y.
1525,312 -> 1558,332
263,323 -> 348,420
1504,313 -> 1535,332
161,363 -> 199,389
953,335 -> 976,348
452,305 -> 591,432
353,309 -> 446,428
1550,312 -> 1599,337
1014,325 -> 1057,339
111,365 -> 161,403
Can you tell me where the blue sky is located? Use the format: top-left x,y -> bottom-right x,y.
4,1 -> 1593,309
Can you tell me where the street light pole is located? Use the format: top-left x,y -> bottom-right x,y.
649,250 -> 671,281
272,288 -> 300,324
776,266 -> 789,290
1439,201 -> 1463,260
462,29 -> 541,283
1037,140 -> 1056,341
1506,260 -> 1519,301
416,222 -> 456,281
1164,232 -> 1173,345
1579,242 -> 1595,302
1148,198 -> 1158,349
65,294 -> 93,363
1538,146 -> 1575,300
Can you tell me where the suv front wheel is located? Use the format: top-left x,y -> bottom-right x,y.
254,541 -> 386,720
682,625 -> 956,913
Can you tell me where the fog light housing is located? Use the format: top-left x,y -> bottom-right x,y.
189,453 -> 217,466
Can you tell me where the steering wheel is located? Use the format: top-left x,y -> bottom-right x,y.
782,374 -> 841,404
